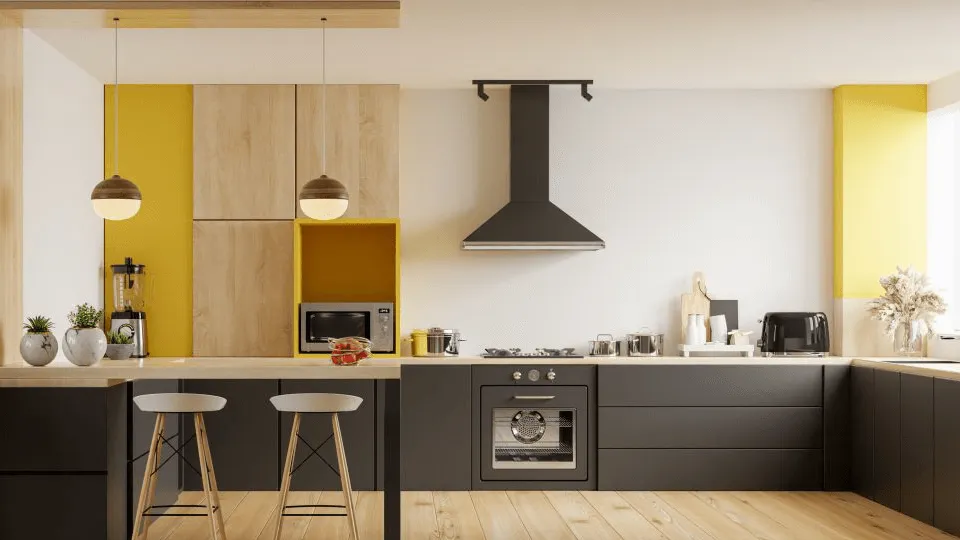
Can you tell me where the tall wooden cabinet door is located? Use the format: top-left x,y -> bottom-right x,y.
297,84 -> 399,218
194,85 -> 296,220
193,221 -> 293,356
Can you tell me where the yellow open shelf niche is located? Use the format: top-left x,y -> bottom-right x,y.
293,218 -> 401,358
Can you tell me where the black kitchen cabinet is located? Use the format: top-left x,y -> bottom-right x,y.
278,379 -> 377,490
0,474 -> 108,540
0,384 -> 128,540
851,365 -> 875,499
597,365 -> 824,491
0,387 -> 111,471
599,407 -> 822,449
181,379 -> 280,491
598,449 -> 822,491
874,369 -> 901,510
401,365 -> 472,490
901,373 -> 934,525
935,377 -> 960,535
599,365 -> 822,407
129,380 -> 181,529
823,365 -> 851,490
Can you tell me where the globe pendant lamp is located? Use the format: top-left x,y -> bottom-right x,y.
91,18 -> 141,221
299,17 -> 349,220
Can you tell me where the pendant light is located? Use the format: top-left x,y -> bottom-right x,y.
91,18 -> 142,221
299,17 -> 349,220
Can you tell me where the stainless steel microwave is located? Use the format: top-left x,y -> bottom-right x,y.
299,302 -> 396,354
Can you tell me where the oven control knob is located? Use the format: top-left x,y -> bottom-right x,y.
512,371 -> 522,381
546,370 -> 556,381
528,369 -> 541,382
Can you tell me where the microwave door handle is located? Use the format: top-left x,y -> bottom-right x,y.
513,395 -> 556,400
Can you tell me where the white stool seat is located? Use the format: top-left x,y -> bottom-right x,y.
134,393 -> 227,413
270,393 -> 363,414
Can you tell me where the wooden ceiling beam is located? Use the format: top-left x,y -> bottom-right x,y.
0,0 -> 400,28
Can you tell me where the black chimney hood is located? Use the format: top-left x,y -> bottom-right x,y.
462,81 -> 604,251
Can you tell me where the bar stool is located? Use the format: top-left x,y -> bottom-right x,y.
131,393 -> 228,540
270,393 -> 363,540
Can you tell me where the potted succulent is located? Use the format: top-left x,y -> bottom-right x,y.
63,303 -> 106,366
19,315 -> 58,366
105,325 -> 136,360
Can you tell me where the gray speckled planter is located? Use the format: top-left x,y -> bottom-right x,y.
19,332 -> 58,366
63,328 -> 107,366
105,343 -> 135,360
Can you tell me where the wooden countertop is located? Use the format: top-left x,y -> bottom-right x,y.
0,356 -> 400,383
3,355 -> 960,387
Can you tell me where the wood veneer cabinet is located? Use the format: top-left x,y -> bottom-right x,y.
193,220 -> 293,357
297,84 -> 399,218
194,84 -> 296,220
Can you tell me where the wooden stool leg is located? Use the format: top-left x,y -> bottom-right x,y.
139,413 -> 167,540
273,412 -> 301,540
195,413 -> 220,540
131,414 -> 163,540
199,415 -> 227,540
332,413 -> 360,540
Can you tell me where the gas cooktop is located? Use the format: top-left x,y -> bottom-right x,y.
482,348 -> 584,358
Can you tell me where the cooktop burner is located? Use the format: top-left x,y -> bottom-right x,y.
482,348 -> 584,358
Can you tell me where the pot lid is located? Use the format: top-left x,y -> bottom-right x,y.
628,328 -> 662,336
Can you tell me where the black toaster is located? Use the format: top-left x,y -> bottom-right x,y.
759,312 -> 830,356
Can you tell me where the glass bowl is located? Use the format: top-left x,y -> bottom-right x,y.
328,336 -> 372,366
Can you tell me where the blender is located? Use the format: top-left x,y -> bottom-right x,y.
110,257 -> 148,357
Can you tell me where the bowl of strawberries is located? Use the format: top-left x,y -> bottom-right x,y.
328,336 -> 372,366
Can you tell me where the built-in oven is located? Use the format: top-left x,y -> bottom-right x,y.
299,302 -> 395,354
474,365 -> 594,487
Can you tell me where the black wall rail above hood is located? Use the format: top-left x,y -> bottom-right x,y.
462,80 -> 604,251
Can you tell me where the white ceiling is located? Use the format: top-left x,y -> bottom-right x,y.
29,0 -> 960,88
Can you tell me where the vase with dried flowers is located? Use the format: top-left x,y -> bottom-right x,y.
867,266 -> 947,356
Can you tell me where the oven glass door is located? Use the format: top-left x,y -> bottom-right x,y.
479,385 -> 588,481
306,311 -> 371,345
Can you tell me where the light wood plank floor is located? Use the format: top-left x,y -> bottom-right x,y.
146,491 -> 958,540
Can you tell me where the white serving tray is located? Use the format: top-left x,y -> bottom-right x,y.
678,343 -> 755,357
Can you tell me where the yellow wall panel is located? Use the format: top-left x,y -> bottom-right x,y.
834,85 -> 927,299
104,85 -> 193,356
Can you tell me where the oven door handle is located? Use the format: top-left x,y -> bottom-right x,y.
513,395 -> 556,400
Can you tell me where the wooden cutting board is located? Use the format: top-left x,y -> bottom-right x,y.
680,272 -> 711,342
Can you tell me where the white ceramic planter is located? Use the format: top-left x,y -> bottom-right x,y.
63,328 -> 107,366
19,332 -> 58,366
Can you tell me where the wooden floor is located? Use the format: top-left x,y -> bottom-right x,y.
144,490 -> 957,540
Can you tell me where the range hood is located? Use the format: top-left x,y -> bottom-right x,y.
462,84 -> 605,251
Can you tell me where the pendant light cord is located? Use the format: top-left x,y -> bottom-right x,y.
113,18 -> 120,177
320,17 -> 327,176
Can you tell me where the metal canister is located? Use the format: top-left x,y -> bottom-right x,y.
411,329 -> 428,357
427,327 -> 465,356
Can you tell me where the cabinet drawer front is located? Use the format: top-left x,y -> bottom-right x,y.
598,365 -> 822,406
599,407 -> 822,449
598,449 -> 822,491
0,388 -> 107,471
0,474 -> 107,539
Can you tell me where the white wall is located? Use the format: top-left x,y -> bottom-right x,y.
400,89 -> 834,354
22,30 -> 104,356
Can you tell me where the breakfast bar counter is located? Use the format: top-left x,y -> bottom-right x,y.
0,357 -> 402,540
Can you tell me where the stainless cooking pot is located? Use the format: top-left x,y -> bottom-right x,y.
626,328 -> 665,357
588,334 -> 619,357
427,327 -> 465,356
